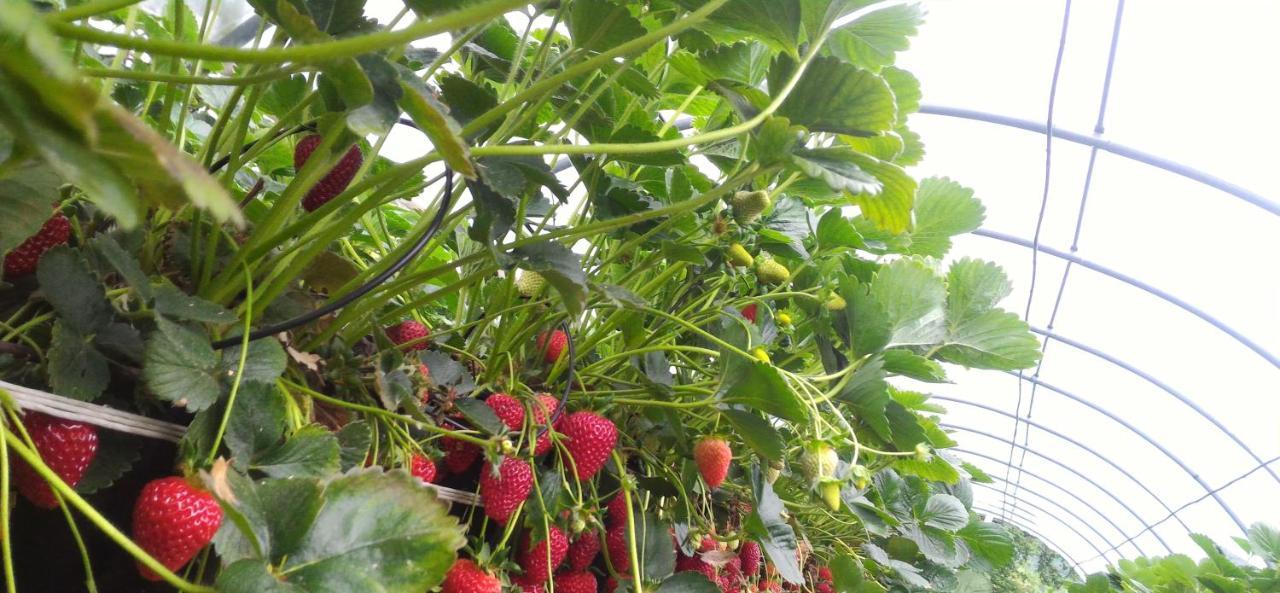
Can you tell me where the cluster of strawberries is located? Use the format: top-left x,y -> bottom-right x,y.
12,413 -> 222,581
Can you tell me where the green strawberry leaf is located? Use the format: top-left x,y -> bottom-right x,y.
958,521 -> 1014,568
641,511 -> 676,581
505,242 -> 588,316
143,316 -> 220,411
0,162 -> 61,256
721,408 -> 785,463
89,233 -> 153,300
218,559 -> 306,593
252,425 -> 341,479
826,3 -> 924,70
225,382 -> 288,464
152,282 -> 236,324
47,321 -> 109,401
745,465 -> 804,584
870,258 -> 946,347
36,246 -> 113,334
880,349 -> 948,383
908,178 -> 985,258
336,421 -> 373,471
775,56 -> 896,137
567,0 -> 648,53
279,469 -> 466,592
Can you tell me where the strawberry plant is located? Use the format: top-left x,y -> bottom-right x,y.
0,0 -> 1045,592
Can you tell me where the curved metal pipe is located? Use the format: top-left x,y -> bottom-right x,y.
944,422 -> 1172,554
956,449 -> 1142,558
1003,372 -> 1248,536
969,481 -> 1114,564
931,395 -> 1193,534
972,228 -> 1279,369
917,104 -> 1280,216
1031,326 -> 1280,488
972,508 -> 1086,577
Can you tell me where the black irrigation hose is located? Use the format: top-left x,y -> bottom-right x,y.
211,168 -> 455,349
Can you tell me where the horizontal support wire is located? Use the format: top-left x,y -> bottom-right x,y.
955,448 -> 1138,559
932,394 -> 1193,534
1031,326 -> 1280,488
943,422 -> 1172,554
972,228 -> 1279,369
917,104 -> 1280,216
972,507 -> 1086,577
1001,371 -> 1248,535
970,480 -> 1112,564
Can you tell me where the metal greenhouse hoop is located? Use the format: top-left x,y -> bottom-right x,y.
954,448 -> 1143,558
943,422 -> 1173,554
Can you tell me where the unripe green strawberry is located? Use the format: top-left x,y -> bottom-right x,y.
726,243 -> 754,267
730,190 -> 771,224
756,260 -> 790,285
817,480 -> 842,511
798,443 -> 838,484
776,311 -> 793,326
824,294 -> 846,311
516,270 -> 547,297
914,443 -> 932,462
763,459 -> 783,484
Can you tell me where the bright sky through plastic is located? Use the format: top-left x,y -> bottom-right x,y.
900,0 -> 1280,570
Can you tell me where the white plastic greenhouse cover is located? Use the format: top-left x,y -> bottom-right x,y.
354,0 -> 1280,572
897,0 -> 1280,571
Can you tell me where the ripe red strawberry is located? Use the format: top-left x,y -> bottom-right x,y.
815,583 -> 833,593
567,530 -> 601,571
410,454 -> 438,484
557,411 -> 617,479
740,303 -> 757,323
479,456 -> 533,524
693,437 -> 732,489
132,477 -> 223,580
761,581 -> 782,593
531,393 -> 559,455
816,566 -> 832,582
537,330 -> 568,365
555,571 -> 598,593
11,412 -> 98,509
441,436 -> 481,473
604,521 -> 631,572
487,392 -> 525,432
519,526 -> 569,583
4,213 -> 71,279
605,494 -> 631,526
387,320 -> 430,351
739,541 -> 762,577
443,559 -> 502,593
294,134 -> 364,212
